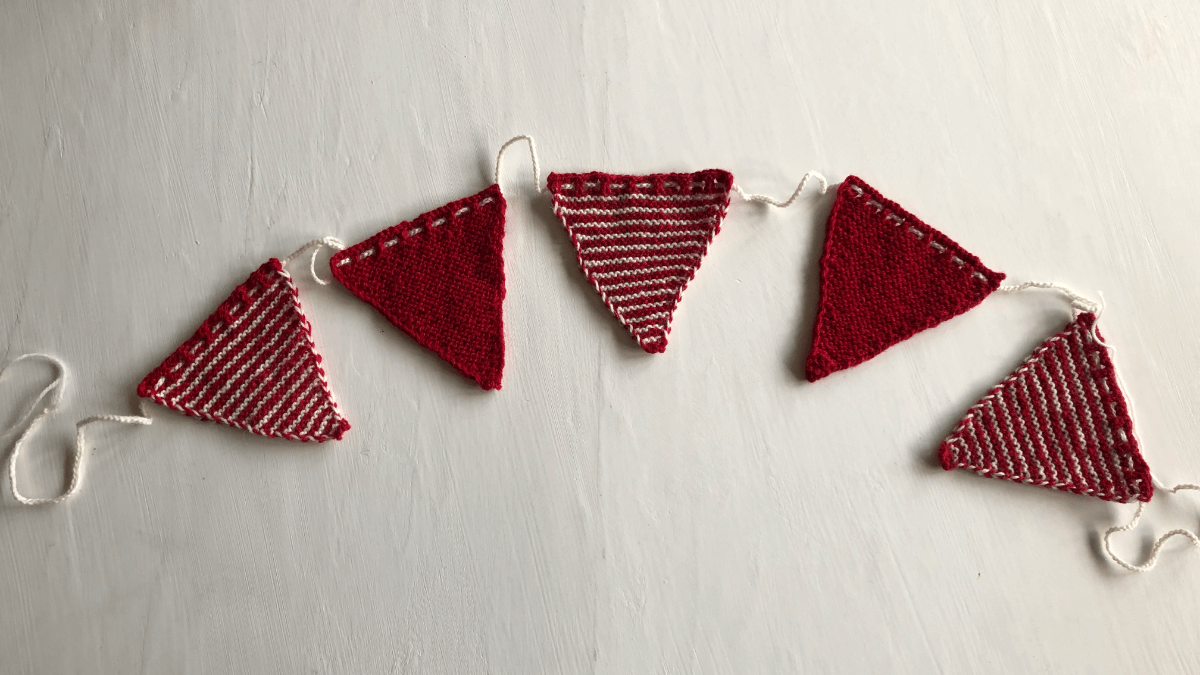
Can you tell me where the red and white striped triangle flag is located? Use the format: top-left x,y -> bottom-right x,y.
547,170 -> 733,353
137,258 -> 350,442
940,312 -> 1153,503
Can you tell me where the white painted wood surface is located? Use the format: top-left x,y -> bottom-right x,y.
2,0 -> 1199,671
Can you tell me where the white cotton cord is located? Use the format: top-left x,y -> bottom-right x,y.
1090,291 -> 1110,348
1104,484 -> 1200,572
282,236 -> 346,286
0,353 -> 65,441
1,353 -> 152,506
732,171 -> 829,208
10,413 -> 153,506
997,281 -> 1101,315
494,135 -> 542,193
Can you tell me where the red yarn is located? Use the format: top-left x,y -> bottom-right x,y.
547,170 -> 733,353
330,184 -> 507,390
940,313 -> 1153,503
138,258 -> 351,442
807,176 -> 1005,381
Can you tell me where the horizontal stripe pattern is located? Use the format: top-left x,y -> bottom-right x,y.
137,259 -> 350,442
548,170 -> 733,353
939,313 -> 1153,503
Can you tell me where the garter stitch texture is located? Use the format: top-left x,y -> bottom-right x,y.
807,176 -> 1005,381
138,258 -> 350,442
330,184 -> 507,390
547,170 -> 733,353
940,313 -> 1153,503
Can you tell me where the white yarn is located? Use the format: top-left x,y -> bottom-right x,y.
0,354 -> 65,436
0,354 -> 152,506
494,135 -> 542,193
282,236 -> 346,286
1104,484 -> 1200,572
732,171 -> 829,207
997,281 -> 1101,315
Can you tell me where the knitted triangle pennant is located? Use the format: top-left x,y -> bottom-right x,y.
940,312 -> 1153,503
547,170 -> 733,353
329,184 -> 507,390
806,176 -> 1006,381
137,258 -> 350,442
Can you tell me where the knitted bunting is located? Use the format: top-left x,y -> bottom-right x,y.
939,313 -> 1153,503
547,170 -> 733,353
806,176 -> 1005,381
330,185 -> 507,390
138,259 -> 350,442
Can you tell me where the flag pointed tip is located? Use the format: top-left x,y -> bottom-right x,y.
804,351 -> 834,382
937,440 -> 957,471
330,417 -> 351,440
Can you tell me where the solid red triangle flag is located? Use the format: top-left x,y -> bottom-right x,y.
939,313 -> 1153,503
329,185 -> 506,390
138,258 -> 350,442
806,176 -> 1006,381
547,170 -> 733,353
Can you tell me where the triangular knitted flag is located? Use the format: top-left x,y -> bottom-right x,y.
806,176 -> 1006,381
137,258 -> 350,442
940,312 -> 1153,503
329,185 -> 506,390
547,170 -> 733,353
